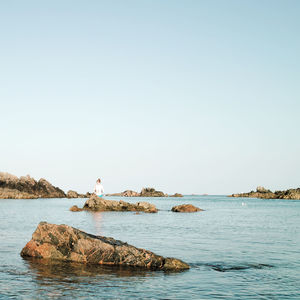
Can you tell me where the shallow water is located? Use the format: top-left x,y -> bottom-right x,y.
0,195 -> 299,299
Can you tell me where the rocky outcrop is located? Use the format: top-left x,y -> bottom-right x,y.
21,222 -> 189,271
140,188 -> 166,197
229,186 -> 300,200
106,188 -> 182,197
170,193 -> 183,197
80,195 -> 158,213
67,190 -> 89,198
106,190 -> 140,197
171,204 -> 203,213
0,172 -> 66,199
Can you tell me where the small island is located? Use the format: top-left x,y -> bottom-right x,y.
229,186 -> 300,200
106,187 -> 183,198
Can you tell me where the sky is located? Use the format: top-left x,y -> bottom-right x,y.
0,0 -> 299,195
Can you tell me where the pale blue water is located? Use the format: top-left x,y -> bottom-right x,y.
0,196 -> 299,299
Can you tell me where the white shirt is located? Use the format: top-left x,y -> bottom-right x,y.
94,183 -> 104,195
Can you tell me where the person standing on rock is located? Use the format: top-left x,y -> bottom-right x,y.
94,178 -> 104,197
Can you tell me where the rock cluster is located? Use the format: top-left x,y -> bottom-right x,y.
171,193 -> 183,198
107,190 -> 140,197
79,195 -> 158,213
106,188 -> 182,197
171,204 -> 203,213
0,172 -> 66,199
67,190 -> 90,198
21,222 -> 190,271
229,186 -> 300,200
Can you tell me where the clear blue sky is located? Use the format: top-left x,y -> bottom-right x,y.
0,0 -> 299,194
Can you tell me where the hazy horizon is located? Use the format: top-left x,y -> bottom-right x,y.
1,1 -> 299,195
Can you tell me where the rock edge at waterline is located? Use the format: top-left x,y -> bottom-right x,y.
171,204 -> 203,213
72,195 -> 158,213
229,186 -> 300,200
106,187 -> 183,197
20,222 -> 190,271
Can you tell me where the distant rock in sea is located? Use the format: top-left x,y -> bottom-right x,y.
67,190 -> 90,198
78,195 -> 158,213
0,172 -> 66,199
106,187 -> 182,197
229,186 -> 300,200
171,193 -> 183,197
171,204 -> 203,213
21,222 -> 190,271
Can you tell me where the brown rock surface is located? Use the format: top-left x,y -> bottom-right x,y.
229,186 -> 300,200
81,195 -> 158,213
171,204 -> 203,213
69,205 -> 83,212
67,190 -> 88,198
0,172 -> 66,199
140,188 -> 166,197
21,222 -> 190,271
171,193 -> 183,197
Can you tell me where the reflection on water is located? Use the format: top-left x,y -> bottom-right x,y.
90,211 -> 103,235
1,196 -> 300,299
23,257 -> 160,280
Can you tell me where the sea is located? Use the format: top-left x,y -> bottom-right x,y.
0,195 -> 299,299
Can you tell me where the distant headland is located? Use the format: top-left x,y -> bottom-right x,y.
229,186 -> 300,200
0,172 -> 88,199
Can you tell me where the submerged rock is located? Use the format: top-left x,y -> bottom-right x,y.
0,172 -> 66,199
81,195 -> 158,213
171,204 -> 203,213
229,186 -> 300,200
21,222 -> 190,271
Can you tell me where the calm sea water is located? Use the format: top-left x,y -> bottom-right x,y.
0,195 -> 299,299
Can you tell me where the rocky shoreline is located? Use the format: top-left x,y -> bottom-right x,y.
21,222 -> 190,271
107,188 -> 183,198
229,186 -> 300,200
0,172 -> 88,199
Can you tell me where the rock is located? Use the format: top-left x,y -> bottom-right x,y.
256,186 -> 270,193
69,205 -> 82,212
171,204 -> 203,213
171,193 -> 183,197
106,188 -> 180,198
21,222 -> 190,271
140,188 -> 166,197
0,172 -> 66,199
229,187 -> 300,200
123,190 -> 140,197
67,190 -> 79,198
81,195 -> 158,213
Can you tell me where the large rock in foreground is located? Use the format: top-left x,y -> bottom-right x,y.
21,222 -> 189,271
229,186 -> 300,200
82,195 -> 158,213
172,204 -> 203,213
0,172 -> 66,199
